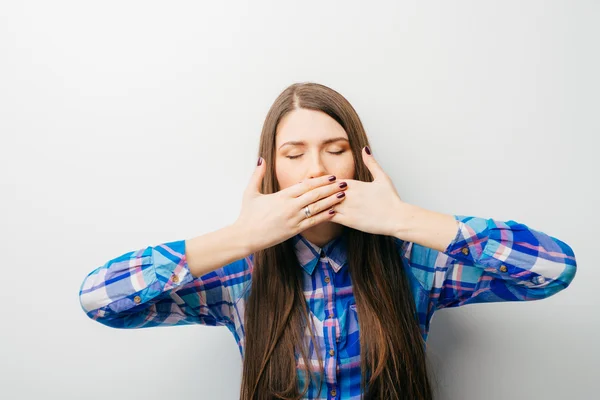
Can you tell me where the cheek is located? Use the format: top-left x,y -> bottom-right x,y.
338,154 -> 356,177
275,165 -> 298,190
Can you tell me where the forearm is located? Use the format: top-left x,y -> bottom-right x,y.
185,223 -> 253,278
393,202 -> 460,253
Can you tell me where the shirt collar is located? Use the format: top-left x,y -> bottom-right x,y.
292,229 -> 348,275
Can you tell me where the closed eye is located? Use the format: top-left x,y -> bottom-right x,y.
287,150 -> 345,160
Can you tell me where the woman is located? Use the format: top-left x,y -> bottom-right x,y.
79,82 -> 577,400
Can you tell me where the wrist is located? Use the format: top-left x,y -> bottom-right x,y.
230,220 -> 256,256
394,202 -> 459,253
393,201 -> 417,240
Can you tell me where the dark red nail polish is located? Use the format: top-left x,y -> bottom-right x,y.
337,192 -> 345,198
339,182 -> 347,188
365,146 -> 371,155
329,175 -> 336,182
257,157 -> 262,166
329,209 -> 335,214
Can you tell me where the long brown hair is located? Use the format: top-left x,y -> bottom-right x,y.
240,82 -> 435,399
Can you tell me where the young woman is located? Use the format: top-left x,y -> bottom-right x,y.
79,82 -> 577,400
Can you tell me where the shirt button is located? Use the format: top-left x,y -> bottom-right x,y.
461,247 -> 469,256
329,349 -> 335,356
172,275 -> 179,283
133,295 -> 141,304
330,389 -> 337,396
499,265 -> 508,273
324,276 -> 331,284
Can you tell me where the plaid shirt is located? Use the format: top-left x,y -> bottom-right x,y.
79,214 -> 577,399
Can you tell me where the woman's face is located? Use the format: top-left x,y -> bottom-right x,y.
275,108 -> 355,191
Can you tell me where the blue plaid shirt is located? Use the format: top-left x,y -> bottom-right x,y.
79,214 -> 577,399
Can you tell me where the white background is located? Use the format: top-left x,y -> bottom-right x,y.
1,1 -> 597,399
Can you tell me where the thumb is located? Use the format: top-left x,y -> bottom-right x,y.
247,156 -> 266,195
362,146 -> 384,181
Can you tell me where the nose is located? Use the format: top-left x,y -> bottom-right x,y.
305,151 -> 329,180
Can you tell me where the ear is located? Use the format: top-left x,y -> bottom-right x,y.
362,146 -> 385,181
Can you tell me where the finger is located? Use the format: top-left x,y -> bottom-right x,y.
362,146 -> 385,181
297,203 -> 338,231
294,178 -> 348,211
283,174 -> 337,198
295,188 -> 347,224
245,156 -> 266,196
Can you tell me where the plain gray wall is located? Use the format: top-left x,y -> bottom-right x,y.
1,1 -> 597,399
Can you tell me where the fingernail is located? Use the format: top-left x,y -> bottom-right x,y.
329,209 -> 336,214
365,146 -> 371,155
339,182 -> 347,188
257,157 -> 262,166
336,192 -> 345,198
329,175 -> 336,182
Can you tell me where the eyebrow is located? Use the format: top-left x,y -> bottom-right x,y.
278,137 -> 349,150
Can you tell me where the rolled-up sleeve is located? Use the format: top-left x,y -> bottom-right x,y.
402,215 -> 577,311
78,240 -> 250,329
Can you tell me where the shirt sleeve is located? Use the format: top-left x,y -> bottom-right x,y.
78,239 -> 252,329
400,215 -> 577,311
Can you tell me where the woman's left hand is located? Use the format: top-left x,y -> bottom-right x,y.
330,147 -> 407,237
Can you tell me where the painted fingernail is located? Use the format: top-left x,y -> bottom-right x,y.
257,157 -> 262,166
329,175 -> 336,182
329,209 -> 336,214
337,192 -> 345,198
365,146 -> 371,155
339,182 -> 347,188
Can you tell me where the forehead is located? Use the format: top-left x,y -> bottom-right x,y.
275,108 -> 347,144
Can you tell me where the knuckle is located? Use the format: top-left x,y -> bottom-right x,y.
312,190 -> 320,202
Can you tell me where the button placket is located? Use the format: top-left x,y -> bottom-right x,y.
319,248 -> 338,393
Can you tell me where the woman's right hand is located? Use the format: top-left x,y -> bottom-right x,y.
235,157 -> 348,253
